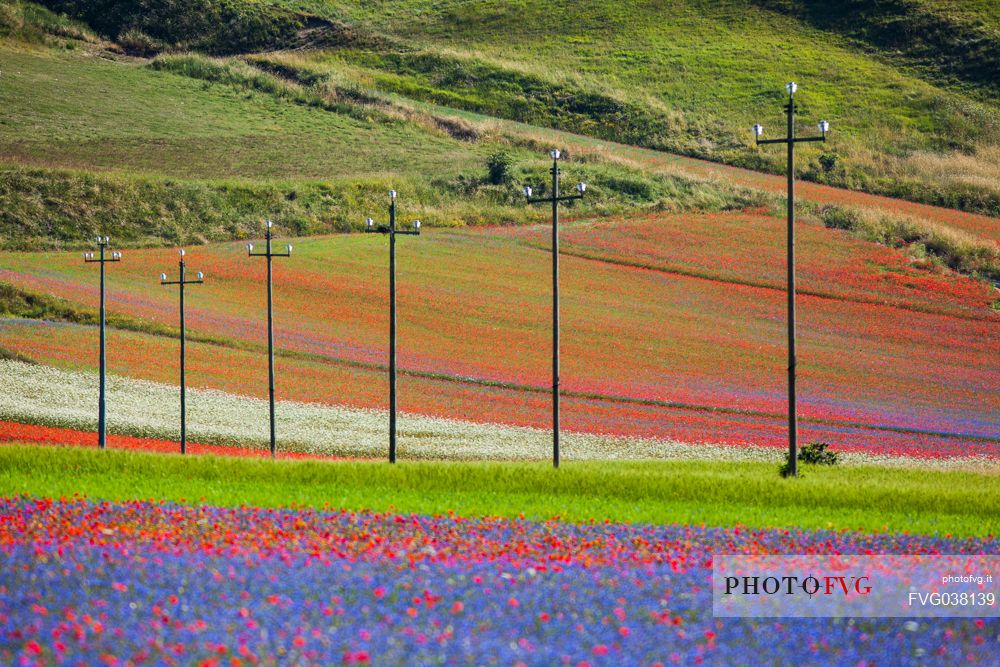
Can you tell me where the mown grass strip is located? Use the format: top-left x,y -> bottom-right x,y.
1,444 -> 996,537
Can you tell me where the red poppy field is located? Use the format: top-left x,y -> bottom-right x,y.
1,207 -> 996,460
500,211 -> 996,318
0,421 -> 360,461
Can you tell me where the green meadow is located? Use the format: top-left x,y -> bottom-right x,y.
265,0 -> 1000,213
3,0 -> 1000,254
2,445 -> 997,537
0,35 -> 759,247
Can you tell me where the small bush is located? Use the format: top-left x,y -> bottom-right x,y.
799,442 -> 839,466
117,28 -> 167,56
486,151 -> 514,185
778,457 -> 794,478
779,442 -> 839,477
818,152 -> 839,173
819,205 -> 858,231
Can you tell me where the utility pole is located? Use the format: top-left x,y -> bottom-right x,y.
160,249 -> 204,454
753,82 -> 829,477
366,190 -> 421,464
247,221 -> 292,458
83,237 -> 122,449
524,149 -> 586,468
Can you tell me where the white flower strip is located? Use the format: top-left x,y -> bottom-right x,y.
0,360 -> 996,471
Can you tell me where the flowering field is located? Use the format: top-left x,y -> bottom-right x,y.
3,359 -> 998,466
1,210 -> 996,460
498,211 -> 997,318
0,421 -> 348,462
0,496 -> 996,666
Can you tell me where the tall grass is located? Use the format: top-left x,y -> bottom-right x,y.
904,146 -> 1000,199
149,53 -> 379,121
0,0 -> 96,43
1,445 -> 997,535
819,205 -> 1000,281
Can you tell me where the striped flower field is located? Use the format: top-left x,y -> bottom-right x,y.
0,496 -> 996,666
1,160 -> 996,667
2,360 -> 997,468
3,5 -> 1000,664
1,209 -> 997,460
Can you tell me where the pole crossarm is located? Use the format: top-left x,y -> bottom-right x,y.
755,136 -> 825,145
248,249 -> 292,258
159,278 -> 204,286
159,278 -> 204,285
365,191 -> 421,464
366,225 -> 421,236
526,193 -> 584,204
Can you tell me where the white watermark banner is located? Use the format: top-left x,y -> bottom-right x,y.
713,555 -> 998,618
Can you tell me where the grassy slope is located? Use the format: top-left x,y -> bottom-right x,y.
1,445 -> 997,536
272,0 -> 1000,215
0,41 -> 508,244
3,0 -> 1000,252
748,0 -> 1000,93
0,47 -> 473,180
0,37 -> 764,248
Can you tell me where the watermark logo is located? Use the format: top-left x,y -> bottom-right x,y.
713,555 -> 997,618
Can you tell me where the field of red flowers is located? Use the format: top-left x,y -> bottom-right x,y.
0,422 -> 352,461
1,207 -> 996,459
501,211 -> 996,318
1,318 -> 995,459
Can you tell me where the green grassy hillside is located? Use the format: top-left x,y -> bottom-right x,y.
250,0 -> 1000,215
2,0 -> 999,251
750,0 -> 1000,93
0,23 -> 760,247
